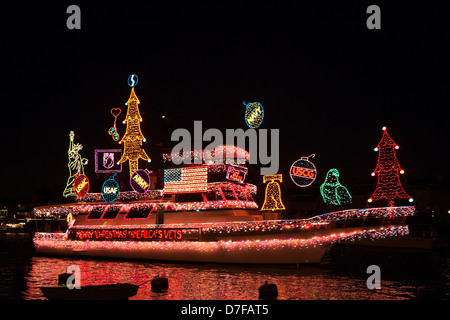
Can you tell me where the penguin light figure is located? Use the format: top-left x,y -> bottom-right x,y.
320,169 -> 352,205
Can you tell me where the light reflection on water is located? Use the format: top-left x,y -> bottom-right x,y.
23,254 -> 417,300
1,237 -> 447,300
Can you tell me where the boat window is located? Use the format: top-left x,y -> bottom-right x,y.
87,207 -> 105,219
125,207 -> 152,219
102,207 -> 121,219
175,193 -> 205,203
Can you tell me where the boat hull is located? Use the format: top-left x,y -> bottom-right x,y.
34,237 -> 331,264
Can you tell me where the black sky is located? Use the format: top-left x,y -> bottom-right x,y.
2,1 -> 450,201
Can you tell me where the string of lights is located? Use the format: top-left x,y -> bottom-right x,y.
76,190 -> 163,202
261,174 -> 286,211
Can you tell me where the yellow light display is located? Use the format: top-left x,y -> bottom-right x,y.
118,86 -> 151,177
261,174 -> 286,211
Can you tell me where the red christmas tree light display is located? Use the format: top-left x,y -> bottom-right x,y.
368,127 -> 413,205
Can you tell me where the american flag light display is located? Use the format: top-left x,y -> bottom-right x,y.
164,166 -> 208,194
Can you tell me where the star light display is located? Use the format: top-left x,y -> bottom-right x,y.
320,169 -> 352,205
368,127 -> 413,204
118,78 -> 151,178
63,131 -> 89,198
261,174 -> 286,211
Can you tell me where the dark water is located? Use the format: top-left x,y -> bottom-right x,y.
0,233 -> 449,300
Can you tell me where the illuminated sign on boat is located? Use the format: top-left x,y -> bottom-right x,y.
68,228 -> 199,241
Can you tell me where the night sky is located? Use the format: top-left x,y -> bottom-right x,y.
2,1 -> 449,203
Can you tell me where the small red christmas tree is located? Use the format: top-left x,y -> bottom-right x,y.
368,127 -> 413,205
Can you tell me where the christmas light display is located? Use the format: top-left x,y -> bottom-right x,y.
127,74 -> 138,87
243,101 -> 264,128
94,149 -> 123,173
163,145 -> 250,166
36,205 -> 414,238
164,166 -> 208,194
69,228 -> 198,241
73,174 -> 90,198
289,154 -> 317,187
63,131 -> 89,197
33,225 -> 410,258
226,165 -> 248,183
76,190 -> 163,203
72,182 -> 256,204
261,174 -> 286,211
320,169 -> 352,205
368,127 -> 413,204
130,169 -> 151,194
118,78 -> 151,177
108,108 -> 121,141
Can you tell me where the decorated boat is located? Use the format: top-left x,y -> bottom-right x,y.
32,75 -> 416,264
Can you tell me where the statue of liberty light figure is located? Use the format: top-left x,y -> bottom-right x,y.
63,131 -> 88,197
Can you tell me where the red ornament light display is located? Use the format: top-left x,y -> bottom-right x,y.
368,127 -> 413,204
73,173 -> 90,198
